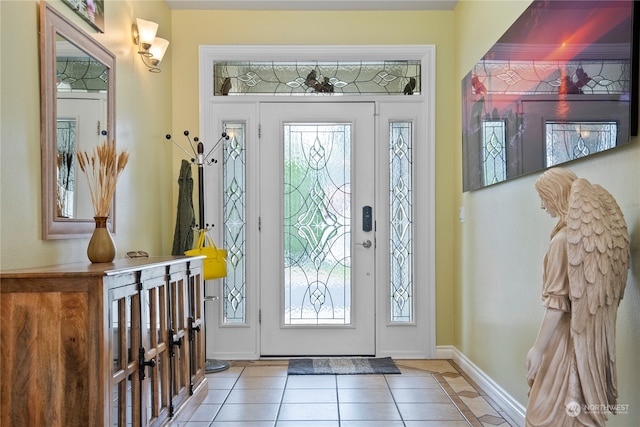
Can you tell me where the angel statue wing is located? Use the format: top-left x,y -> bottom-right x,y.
567,178 -> 629,426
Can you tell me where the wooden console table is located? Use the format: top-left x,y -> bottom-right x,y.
1,256 -> 207,427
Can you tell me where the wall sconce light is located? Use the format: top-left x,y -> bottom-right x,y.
131,18 -> 169,73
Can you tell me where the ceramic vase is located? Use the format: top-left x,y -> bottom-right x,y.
87,216 -> 116,263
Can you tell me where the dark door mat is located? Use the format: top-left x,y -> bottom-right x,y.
287,357 -> 401,375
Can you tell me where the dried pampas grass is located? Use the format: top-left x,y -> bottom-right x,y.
76,139 -> 129,217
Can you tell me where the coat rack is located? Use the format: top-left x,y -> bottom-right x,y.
166,130 -> 230,373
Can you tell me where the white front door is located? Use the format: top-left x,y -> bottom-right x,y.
259,102 -> 376,356
200,45 -> 438,360
202,100 -> 436,360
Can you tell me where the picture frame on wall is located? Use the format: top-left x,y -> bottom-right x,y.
61,0 -> 105,32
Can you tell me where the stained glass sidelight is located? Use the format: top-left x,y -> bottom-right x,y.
545,122 -> 617,167
390,122 -> 414,323
213,61 -> 421,96
222,123 -> 247,324
482,120 -> 507,186
284,123 -> 352,325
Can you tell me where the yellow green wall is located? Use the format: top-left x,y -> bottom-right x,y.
1,0 -> 173,269
454,1 -> 640,422
2,1 -> 638,422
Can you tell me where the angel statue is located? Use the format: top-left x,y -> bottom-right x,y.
525,167 -> 629,427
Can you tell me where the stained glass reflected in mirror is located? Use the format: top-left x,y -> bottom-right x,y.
462,0 -> 637,191
545,122 -> 617,167
56,118 -> 77,218
55,35 -> 109,219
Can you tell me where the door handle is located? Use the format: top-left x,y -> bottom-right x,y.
356,239 -> 372,249
138,347 -> 156,381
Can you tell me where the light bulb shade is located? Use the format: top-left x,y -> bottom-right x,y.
136,18 -> 158,47
149,37 -> 169,63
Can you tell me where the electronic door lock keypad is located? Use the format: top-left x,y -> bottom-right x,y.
362,206 -> 372,232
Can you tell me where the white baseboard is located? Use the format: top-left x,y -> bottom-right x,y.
436,345 -> 526,427
208,351 -> 259,360
435,344 -> 455,359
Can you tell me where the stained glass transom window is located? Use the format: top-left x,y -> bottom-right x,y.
213,61 -> 421,96
283,123 -> 351,325
390,122 -> 413,323
482,120 -> 507,186
545,122 -> 617,167
222,122 -> 246,324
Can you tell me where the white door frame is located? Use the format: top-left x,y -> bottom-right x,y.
199,45 -> 436,359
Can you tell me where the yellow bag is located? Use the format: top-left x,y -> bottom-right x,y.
185,230 -> 227,280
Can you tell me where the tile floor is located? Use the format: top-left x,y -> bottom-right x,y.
173,359 -> 518,427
